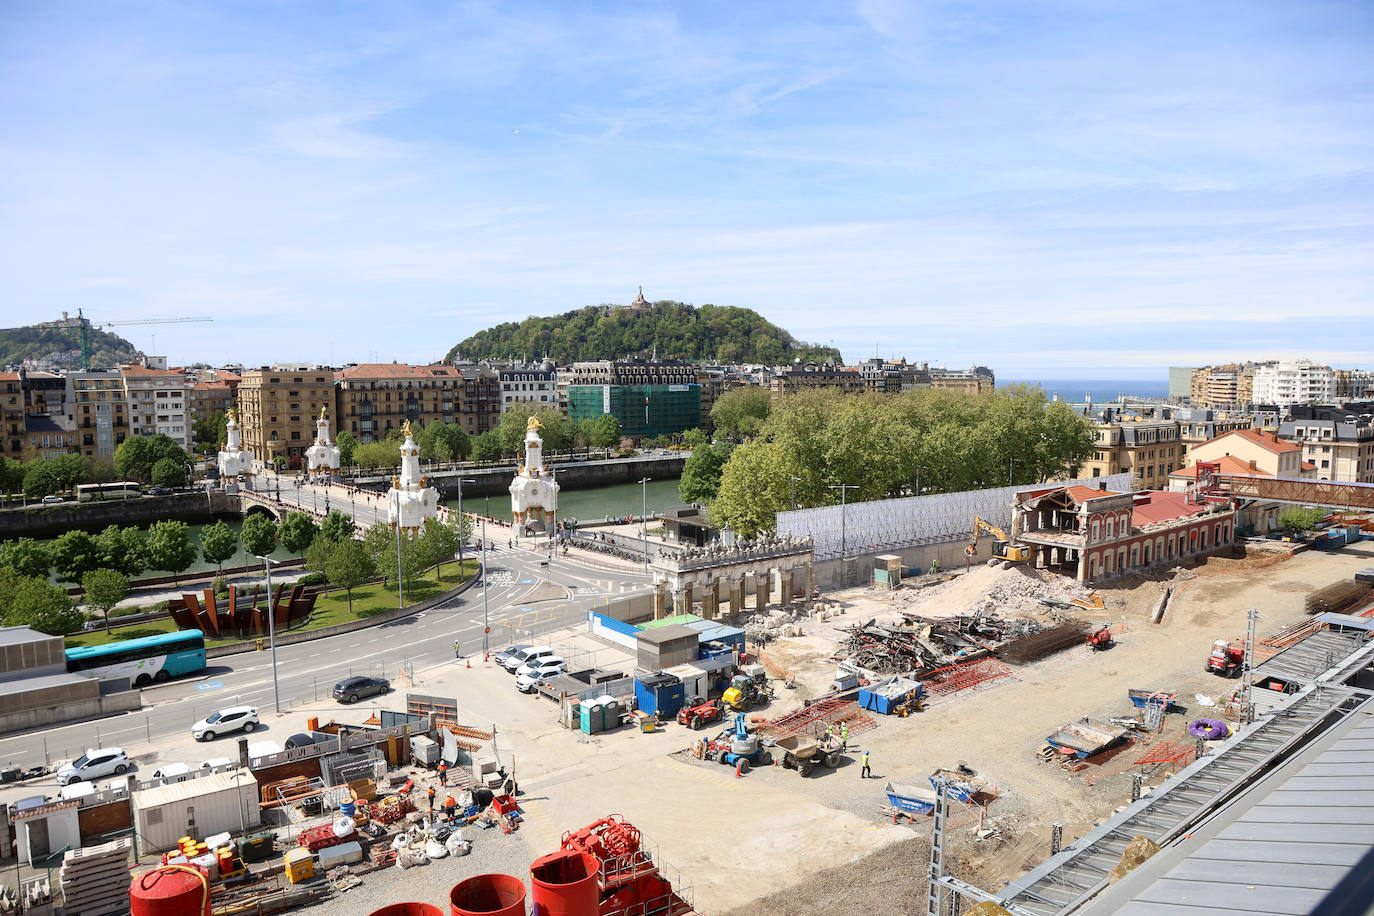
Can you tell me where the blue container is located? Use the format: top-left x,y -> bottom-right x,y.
634,675 -> 685,718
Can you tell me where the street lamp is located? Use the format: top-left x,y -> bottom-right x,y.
456,477 -> 475,573
255,554 -> 282,714
639,477 -> 650,569
481,516 -> 490,660
827,483 -> 859,557
789,474 -> 801,511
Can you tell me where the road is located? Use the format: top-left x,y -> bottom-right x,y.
0,544 -> 651,770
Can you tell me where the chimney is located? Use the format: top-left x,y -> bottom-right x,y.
1249,459 -> 1257,470
1098,481 -> 1107,490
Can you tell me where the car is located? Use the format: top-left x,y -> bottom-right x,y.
55,747 -> 130,786
492,644 -> 532,670
199,757 -> 232,771
500,645 -> 555,674
192,706 -> 259,741
150,762 -> 190,781
515,656 -> 566,693
146,486 -> 173,496
332,676 -> 390,703
41,495 -> 64,505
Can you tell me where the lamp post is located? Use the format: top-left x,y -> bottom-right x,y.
255,554 -> 282,714
915,465 -> 926,498
789,475 -> 801,511
639,477 -> 650,569
827,483 -> 859,557
456,477 -> 474,573
481,516 -> 490,660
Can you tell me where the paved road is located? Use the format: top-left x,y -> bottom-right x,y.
0,545 -> 651,770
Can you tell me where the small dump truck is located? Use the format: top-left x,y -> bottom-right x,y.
1206,639 -> 1245,677
771,734 -> 844,777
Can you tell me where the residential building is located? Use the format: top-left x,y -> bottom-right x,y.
1336,369 -> 1374,401
236,366 -> 335,468
769,366 -> 865,401
567,358 -> 697,387
497,361 -> 558,415
1189,364 -> 1260,409
1,373 -> 27,460
1251,360 -> 1336,408
1013,483 -> 1235,584
1174,408 -> 1253,465
854,358 -> 933,395
455,364 -> 501,435
121,362 -> 191,451
66,370 -> 129,461
928,365 -> 995,395
1177,428 -> 1307,479
334,362 -> 466,443
22,371 -> 68,421
1167,367 -> 1195,402
189,380 -> 234,422
1278,406 -> 1374,483
1079,410 -> 1183,490
566,382 -> 700,440
694,366 -> 729,432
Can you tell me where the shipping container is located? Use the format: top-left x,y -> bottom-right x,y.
132,769 -> 260,855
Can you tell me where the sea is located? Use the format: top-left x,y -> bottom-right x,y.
1000,378 -> 1170,402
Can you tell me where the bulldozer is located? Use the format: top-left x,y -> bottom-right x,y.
970,517 -> 1030,563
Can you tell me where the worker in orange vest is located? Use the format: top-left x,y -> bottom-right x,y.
437,761 -> 448,787
426,785 -> 436,810
444,795 -> 458,818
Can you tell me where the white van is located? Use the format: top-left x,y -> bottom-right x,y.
151,763 -> 191,782
499,645 -> 555,673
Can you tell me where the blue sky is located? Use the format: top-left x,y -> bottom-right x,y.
1,1 -> 1371,379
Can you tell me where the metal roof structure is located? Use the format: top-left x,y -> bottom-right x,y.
1253,628 -> 1368,684
131,767 -> 256,809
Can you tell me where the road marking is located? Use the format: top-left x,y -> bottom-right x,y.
196,681 -> 224,692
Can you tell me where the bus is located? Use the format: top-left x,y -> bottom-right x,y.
76,481 -> 143,501
65,630 -> 207,687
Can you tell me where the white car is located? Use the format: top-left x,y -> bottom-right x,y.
192,706 -> 259,742
500,645 -> 555,673
515,656 -> 566,693
150,763 -> 191,781
55,747 -> 130,786
199,757 -> 233,771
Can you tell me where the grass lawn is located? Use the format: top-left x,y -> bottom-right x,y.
64,560 -> 478,649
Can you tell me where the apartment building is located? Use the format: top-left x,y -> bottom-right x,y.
122,362 -> 191,451
455,365 -> 501,435
1079,410 -> 1182,490
1251,361 -> 1336,407
1336,369 -> 1374,401
189,381 -> 234,422
1,373 -> 26,460
1278,406 -> 1374,483
66,370 -> 129,461
1174,408 -> 1253,465
928,366 -> 995,395
236,366 -> 335,467
854,358 -> 933,395
333,363 -> 467,443
769,366 -> 865,401
497,362 -> 558,415
1188,364 -> 1258,409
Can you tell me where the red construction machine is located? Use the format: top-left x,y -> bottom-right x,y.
1206,639 -> 1246,677
677,697 -> 725,730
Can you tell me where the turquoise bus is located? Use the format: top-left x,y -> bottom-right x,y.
66,630 -> 207,687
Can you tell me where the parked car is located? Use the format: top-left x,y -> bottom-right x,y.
150,762 -> 190,781
41,495 -> 64,505
199,757 -> 232,771
146,486 -> 174,496
192,706 -> 259,741
332,676 -> 390,703
515,657 -> 566,693
500,645 -> 555,674
492,644 -> 532,670
55,747 -> 130,786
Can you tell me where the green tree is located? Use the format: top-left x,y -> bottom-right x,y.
0,456 -> 26,493
335,430 -> 359,466
363,522 -> 424,592
81,568 -> 129,633
241,513 -> 279,557
199,520 -> 238,572
146,520 -> 196,583
2,576 -> 84,636
50,453 -> 88,490
354,440 -> 401,470
419,516 -> 461,578
470,431 -> 502,461
679,443 -> 733,503
52,530 -> 102,583
711,387 -> 771,439
192,411 -> 229,452
711,440 -> 788,536
22,461 -> 61,498
417,422 -> 471,462
681,428 -> 709,448
116,434 -> 187,482
151,457 -> 187,488
320,510 -> 356,543
95,525 -> 147,577
498,405 -> 570,455
83,458 -> 118,484
589,414 -> 622,449
279,511 -> 320,555
0,538 -> 52,579
1278,506 -> 1327,535
324,539 -> 377,614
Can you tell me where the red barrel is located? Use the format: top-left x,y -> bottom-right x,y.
531,850 -> 600,916
369,905 -> 442,916
130,865 -> 211,916
451,874 -> 528,916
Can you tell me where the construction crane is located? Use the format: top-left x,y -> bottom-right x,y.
77,308 -> 213,369
969,516 -> 1030,563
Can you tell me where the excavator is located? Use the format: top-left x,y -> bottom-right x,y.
969,517 -> 1030,563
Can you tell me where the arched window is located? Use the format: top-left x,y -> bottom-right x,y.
1091,520 -> 1100,542
1105,516 -> 1114,538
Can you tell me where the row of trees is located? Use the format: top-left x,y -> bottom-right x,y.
0,432 -> 191,499
709,386 -> 1098,536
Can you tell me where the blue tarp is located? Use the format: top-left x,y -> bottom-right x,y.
858,676 -> 923,715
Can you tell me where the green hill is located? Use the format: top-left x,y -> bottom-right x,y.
0,320 -> 142,369
446,300 -> 840,365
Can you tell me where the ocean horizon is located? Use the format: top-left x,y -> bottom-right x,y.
1000,378 -> 1171,401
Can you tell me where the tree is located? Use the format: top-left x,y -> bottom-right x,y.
354,440 -> 401,470
711,439 -> 788,537
320,510 -> 356,543
419,516 -> 461,578
679,443 -> 733,503
498,405 -> 570,455
335,430 -> 359,466
241,513 -> 278,557
279,511 -> 320,555
50,453 -> 87,490
711,387 -> 771,439
1278,506 -> 1327,535
2,576 -> 84,636
116,434 -> 187,482
0,538 -> 52,579
199,520 -> 238,572
588,414 -> 622,449
151,457 -> 187,488
418,422 -> 471,462
22,461 -> 61,498
192,412 -> 228,452
146,520 -> 196,583
470,431 -> 502,462
82,568 -> 128,633
324,539 -> 377,614
0,456 -> 26,493
95,525 -> 147,577
83,458 -> 118,484
363,522 -> 424,592
52,530 -> 102,583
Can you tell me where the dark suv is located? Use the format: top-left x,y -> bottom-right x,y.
332,676 -> 390,703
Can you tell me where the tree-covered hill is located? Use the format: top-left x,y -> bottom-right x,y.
445,301 -> 841,365
0,320 -> 141,369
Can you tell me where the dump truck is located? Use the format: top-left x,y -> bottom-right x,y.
771,734 -> 844,777
1206,639 -> 1245,677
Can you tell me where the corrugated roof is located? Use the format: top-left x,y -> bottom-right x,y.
1254,629 -> 1368,684
133,767 -> 256,808
1064,485 -> 1124,503
1131,491 -> 1213,527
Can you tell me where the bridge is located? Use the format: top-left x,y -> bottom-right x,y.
236,471 -> 404,532
1199,469 -> 1374,512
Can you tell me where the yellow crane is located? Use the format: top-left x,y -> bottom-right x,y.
969,516 -> 1030,563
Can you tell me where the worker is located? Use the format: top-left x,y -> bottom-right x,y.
861,750 -> 871,779
444,795 -> 457,818
930,559 -> 941,575
426,785 -> 436,810
453,640 -> 461,659
825,724 -> 834,742
841,723 -> 849,751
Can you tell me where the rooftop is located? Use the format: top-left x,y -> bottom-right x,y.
1169,455 -> 1274,480
1130,491 -> 1212,527
1201,427 -> 1302,454
132,767 -> 257,808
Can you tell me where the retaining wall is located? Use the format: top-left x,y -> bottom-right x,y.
0,689 -> 142,736
0,491 -> 226,538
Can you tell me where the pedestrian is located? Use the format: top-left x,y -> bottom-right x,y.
861,750 -> 871,779
453,640 -> 461,659
426,785 -> 436,810
437,761 -> 448,787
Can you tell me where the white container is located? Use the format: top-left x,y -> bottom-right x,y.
317,840 -> 363,869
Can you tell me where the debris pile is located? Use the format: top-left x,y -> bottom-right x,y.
835,612 -> 1053,674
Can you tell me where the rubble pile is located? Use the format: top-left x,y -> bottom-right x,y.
834,612 -> 1045,675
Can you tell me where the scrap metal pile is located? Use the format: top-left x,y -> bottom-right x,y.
835,612 -> 1053,675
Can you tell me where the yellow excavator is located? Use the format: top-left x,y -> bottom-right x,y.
969,517 -> 1030,563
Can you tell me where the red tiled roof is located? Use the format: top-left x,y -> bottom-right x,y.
1199,428 -> 1301,455
0,372 -> 20,381
1064,485 -> 1124,503
1131,491 -> 1212,527
192,381 -> 231,392
1302,461 -> 1317,471
1169,456 -> 1272,480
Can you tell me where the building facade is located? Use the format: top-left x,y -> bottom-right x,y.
566,383 -> 701,440
122,363 -> 191,451
1278,406 -> 1374,483
66,370 -> 129,461
498,362 -> 558,414
1251,361 -> 1336,408
854,358 -> 933,395
1174,408 -> 1253,465
1079,411 -> 1183,490
236,366 -> 335,468
334,363 -> 465,443
927,366 -> 995,395
769,367 -> 865,401
455,365 -> 501,435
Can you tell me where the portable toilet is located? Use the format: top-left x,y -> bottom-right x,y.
599,696 -> 621,730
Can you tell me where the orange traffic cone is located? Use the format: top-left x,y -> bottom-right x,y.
466,656 -> 471,669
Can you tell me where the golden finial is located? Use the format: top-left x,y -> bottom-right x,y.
402,419 -> 413,438
320,405 -> 328,421
227,407 -> 237,422
526,415 -> 544,432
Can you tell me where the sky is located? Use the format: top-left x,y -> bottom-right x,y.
1,1 -> 1371,379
